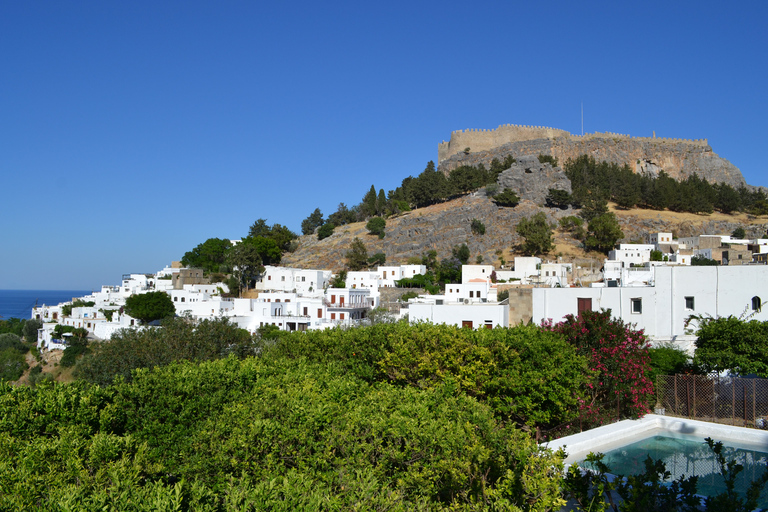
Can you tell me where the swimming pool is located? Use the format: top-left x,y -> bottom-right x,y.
582,433 -> 768,505
544,414 -> 768,504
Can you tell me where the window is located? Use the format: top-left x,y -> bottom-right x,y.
462,321 -> 473,329
631,298 -> 642,314
331,295 -> 336,304
340,313 -> 345,320
685,296 -> 695,310
340,296 -> 344,305
303,307 -> 308,316
469,291 -> 474,298
753,296 -> 762,312
281,276 -> 285,281
268,276 -> 271,280
317,308 -> 322,318
181,297 -> 185,302
331,313 -> 336,320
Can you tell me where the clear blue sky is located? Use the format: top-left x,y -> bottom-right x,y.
2,1 -> 766,290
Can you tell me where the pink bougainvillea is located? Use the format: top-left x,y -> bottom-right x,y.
544,309 -> 653,428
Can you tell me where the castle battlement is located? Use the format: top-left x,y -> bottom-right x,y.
438,123 -> 709,162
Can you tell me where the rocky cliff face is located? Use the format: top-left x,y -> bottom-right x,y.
439,137 -> 746,189
496,155 -> 571,205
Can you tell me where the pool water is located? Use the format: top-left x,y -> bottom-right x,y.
581,435 -> 768,505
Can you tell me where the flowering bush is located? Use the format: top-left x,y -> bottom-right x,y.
544,309 -> 653,428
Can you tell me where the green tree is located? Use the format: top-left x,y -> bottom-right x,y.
22,319 -> 42,343
516,212 -> 554,255
181,238 -> 232,273
327,203 -> 357,226
301,208 -> 324,235
345,238 -> 369,271
731,226 -> 746,239
366,217 -> 386,238
330,270 -> 347,288
317,222 -> 335,240
650,249 -> 663,261
376,188 -> 387,216
368,252 -> 386,267
452,243 -> 470,265
545,188 -> 571,209
694,316 -> 768,377
0,349 -> 27,381
227,240 -> 266,292
470,218 -> 486,235
124,291 -> 176,325
537,154 -> 558,166
361,185 -> 378,218
691,254 -> 720,266
585,212 -> 624,254
248,219 -> 298,252
492,188 -> 520,207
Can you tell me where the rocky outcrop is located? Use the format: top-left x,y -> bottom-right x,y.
439,136 -> 746,189
496,155 -> 571,205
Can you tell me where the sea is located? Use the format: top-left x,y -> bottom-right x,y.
0,290 -> 92,321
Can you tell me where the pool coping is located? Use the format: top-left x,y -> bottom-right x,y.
543,414 -> 768,465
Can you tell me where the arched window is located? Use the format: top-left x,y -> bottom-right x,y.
752,296 -> 762,312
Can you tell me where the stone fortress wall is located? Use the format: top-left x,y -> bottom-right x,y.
438,123 -> 709,163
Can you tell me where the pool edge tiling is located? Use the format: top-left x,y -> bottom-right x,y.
543,414 -> 768,465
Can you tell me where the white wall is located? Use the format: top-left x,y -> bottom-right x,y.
409,303 -> 509,329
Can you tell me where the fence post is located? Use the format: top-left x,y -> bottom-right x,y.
686,381 -> 691,418
693,376 -> 697,419
754,379 -> 757,425
733,380 -> 736,425
675,375 -> 679,415
744,385 -> 748,426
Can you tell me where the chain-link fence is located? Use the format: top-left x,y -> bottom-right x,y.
656,374 -> 768,428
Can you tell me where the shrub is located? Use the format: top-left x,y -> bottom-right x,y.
365,217 -> 386,238
545,309 -> 653,428
470,218 -> 486,235
317,222 -> 335,240
492,188 -> 520,207
0,348 -> 28,381
537,154 -> 559,166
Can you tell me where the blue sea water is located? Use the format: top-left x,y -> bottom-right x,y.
0,290 -> 91,320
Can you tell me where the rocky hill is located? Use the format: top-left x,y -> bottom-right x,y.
281,193 -> 768,272
438,125 -> 746,188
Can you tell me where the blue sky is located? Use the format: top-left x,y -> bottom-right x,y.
2,1 -> 766,290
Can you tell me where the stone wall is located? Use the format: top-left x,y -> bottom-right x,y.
502,287 -> 533,325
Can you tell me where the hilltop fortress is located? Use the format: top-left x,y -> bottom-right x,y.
438,123 -> 746,188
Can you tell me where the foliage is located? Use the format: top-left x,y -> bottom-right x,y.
0,356 -> 568,510
60,342 -> 88,367
0,318 -> 25,337
0,333 -> 27,354
493,188 -> 521,207
452,243 -> 470,265
693,316 -> 768,377
345,237 -> 369,271
227,237 -> 274,291
564,154 -> 761,215
0,348 -> 28,381
731,226 -> 746,239
691,254 -> 720,266
300,207 -> 324,235
22,318 -> 42,343
650,249 -> 663,261
365,216 -> 386,238
124,291 -> 176,325
399,291 -> 419,302
327,203 -> 357,226
559,215 -> 586,240
648,344 -> 696,385
180,237 -> 232,273
367,252 -> 386,267
330,270 -> 347,288
396,273 -> 440,295
436,257 -> 462,285
470,218 -> 486,235
74,317 -> 254,385
546,188 -> 571,209
516,212 -> 554,255
545,309 -> 653,428
585,213 -> 624,254
317,222 -> 335,240
259,322 -> 589,435
537,154 -> 558,166
248,219 -> 298,252
497,289 -> 509,302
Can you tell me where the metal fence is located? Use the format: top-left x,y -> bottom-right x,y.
656,374 -> 768,428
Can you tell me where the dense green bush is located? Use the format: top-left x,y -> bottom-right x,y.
259,322 -> 590,434
0,348 -> 28,381
74,317 -> 254,385
0,357 -> 567,510
694,316 -> 768,377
